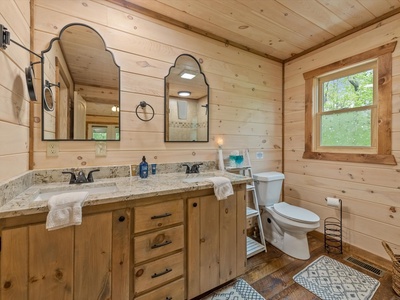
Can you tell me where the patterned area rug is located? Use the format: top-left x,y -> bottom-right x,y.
293,255 -> 380,300
202,278 -> 265,300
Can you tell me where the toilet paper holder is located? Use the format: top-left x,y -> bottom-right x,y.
324,197 -> 342,254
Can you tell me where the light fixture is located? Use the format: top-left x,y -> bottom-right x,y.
180,70 -> 196,80
178,91 -> 191,97
111,105 -> 119,112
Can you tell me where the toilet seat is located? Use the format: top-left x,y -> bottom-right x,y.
273,202 -> 319,224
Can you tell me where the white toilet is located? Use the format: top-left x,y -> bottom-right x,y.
253,171 -> 320,260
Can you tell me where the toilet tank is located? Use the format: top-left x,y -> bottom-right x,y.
253,172 -> 285,206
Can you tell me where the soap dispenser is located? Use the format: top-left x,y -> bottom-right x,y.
139,156 -> 148,178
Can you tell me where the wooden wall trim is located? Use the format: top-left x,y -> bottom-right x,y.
303,42 -> 397,80
29,0 -> 35,170
302,152 -> 397,165
302,42 -> 397,166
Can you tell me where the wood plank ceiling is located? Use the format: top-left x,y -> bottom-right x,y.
108,0 -> 400,62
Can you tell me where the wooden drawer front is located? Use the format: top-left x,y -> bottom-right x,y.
134,225 -> 184,263
134,199 -> 183,233
135,277 -> 184,300
134,252 -> 184,295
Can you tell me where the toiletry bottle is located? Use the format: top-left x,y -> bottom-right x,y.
139,156 -> 148,178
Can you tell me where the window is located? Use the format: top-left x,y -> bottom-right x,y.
89,125 -> 119,140
303,42 -> 397,165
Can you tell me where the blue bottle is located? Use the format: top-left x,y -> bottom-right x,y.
139,156 -> 148,178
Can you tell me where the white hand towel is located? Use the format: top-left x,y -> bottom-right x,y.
205,177 -> 234,200
46,191 -> 89,231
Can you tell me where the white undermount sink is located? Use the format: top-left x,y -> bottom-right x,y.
33,183 -> 118,202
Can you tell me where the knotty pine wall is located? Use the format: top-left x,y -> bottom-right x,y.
31,0 -> 282,174
284,14 -> 400,258
0,0 -> 31,182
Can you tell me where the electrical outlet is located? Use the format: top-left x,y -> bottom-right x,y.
47,142 -> 59,157
95,142 -> 107,157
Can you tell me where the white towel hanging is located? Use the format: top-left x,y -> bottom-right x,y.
46,191 -> 89,231
205,177 -> 234,200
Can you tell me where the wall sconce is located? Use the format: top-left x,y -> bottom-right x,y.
135,101 -> 155,122
178,91 -> 191,97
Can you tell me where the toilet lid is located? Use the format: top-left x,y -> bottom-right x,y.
273,202 -> 320,223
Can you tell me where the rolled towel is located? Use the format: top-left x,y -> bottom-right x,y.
46,191 -> 89,231
205,177 -> 234,200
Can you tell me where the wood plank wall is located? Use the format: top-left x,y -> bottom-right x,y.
0,0 -> 31,182
30,0 -> 282,173
284,14 -> 400,259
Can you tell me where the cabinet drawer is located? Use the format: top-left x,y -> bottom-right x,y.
135,277 -> 184,300
134,199 -> 183,233
134,252 -> 184,295
134,225 -> 184,263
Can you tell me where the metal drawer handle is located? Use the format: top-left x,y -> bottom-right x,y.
151,213 -> 172,219
151,268 -> 172,278
151,240 -> 172,249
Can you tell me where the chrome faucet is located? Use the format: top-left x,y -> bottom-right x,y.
62,169 -> 100,184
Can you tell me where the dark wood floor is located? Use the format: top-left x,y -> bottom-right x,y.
242,234 -> 400,300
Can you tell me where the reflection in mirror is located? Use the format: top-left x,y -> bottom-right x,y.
43,86 -> 54,111
164,54 -> 209,142
41,23 -> 120,141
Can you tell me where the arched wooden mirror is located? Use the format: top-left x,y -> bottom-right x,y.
41,23 -> 120,141
164,54 -> 209,142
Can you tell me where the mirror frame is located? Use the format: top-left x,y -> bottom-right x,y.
164,54 -> 210,142
41,23 -> 121,141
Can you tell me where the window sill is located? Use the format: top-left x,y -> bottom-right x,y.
302,151 -> 397,165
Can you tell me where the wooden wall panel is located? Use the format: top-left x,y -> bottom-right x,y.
284,13 -> 400,259
0,0 -> 30,182
29,0 -> 282,175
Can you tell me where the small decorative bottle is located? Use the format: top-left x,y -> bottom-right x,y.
139,156 -> 148,178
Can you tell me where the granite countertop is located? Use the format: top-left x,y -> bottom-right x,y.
0,171 -> 251,219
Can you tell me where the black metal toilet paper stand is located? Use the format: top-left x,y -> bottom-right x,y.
324,198 -> 343,254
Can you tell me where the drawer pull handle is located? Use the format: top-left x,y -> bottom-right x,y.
151,268 -> 172,278
151,240 -> 172,249
166,297 -> 172,300
151,213 -> 172,219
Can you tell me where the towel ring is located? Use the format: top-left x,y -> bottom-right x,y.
135,101 -> 155,122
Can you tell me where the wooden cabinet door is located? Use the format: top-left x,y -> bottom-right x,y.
74,209 -> 130,300
199,195 -> 220,294
74,212 -> 112,300
0,209 -> 130,300
1,225 -> 74,300
187,191 -> 244,299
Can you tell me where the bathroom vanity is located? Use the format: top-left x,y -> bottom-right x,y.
0,171 -> 248,300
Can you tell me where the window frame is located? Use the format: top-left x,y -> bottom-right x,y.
302,42 -> 397,165
315,61 -> 378,153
